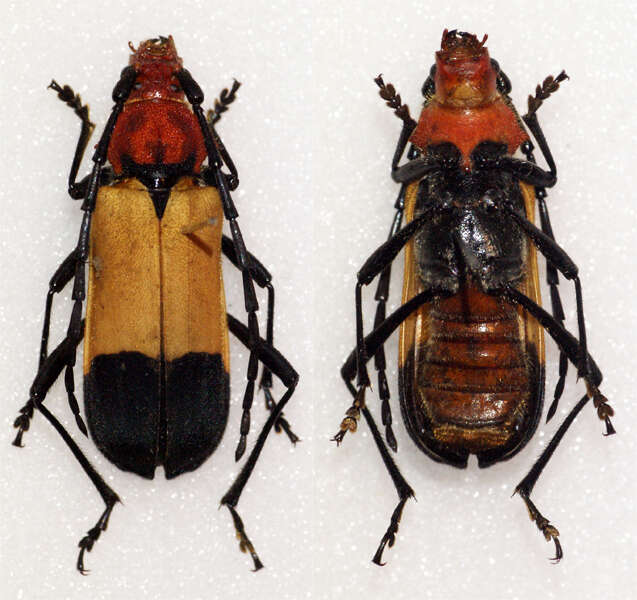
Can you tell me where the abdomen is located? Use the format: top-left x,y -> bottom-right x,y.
83,177 -> 230,479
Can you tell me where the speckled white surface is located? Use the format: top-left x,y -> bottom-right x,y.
1,1 -> 635,599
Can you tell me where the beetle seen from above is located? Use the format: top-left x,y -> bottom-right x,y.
13,35 -> 299,573
334,29 -> 615,565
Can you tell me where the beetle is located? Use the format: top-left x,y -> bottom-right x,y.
12,35 -> 298,573
334,29 -> 615,565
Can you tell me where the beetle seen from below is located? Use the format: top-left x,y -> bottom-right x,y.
13,36 -> 298,573
334,29 -> 615,565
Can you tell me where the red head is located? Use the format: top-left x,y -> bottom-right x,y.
434,30 -> 497,108
126,36 -> 185,103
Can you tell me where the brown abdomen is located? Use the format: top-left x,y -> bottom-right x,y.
419,282 -> 531,450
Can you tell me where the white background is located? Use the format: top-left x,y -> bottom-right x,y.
1,1 -> 635,599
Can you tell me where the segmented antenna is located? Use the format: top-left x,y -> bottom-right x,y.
527,71 -> 569,116
374,75 -> 412,124
47,81 -> 94,129
206,79 -> 241,125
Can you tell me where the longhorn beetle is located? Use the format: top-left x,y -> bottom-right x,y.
13,35 -> 298,573
334,30 -> 615,565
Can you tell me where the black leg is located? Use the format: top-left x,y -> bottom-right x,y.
503,205 -> 590,379
337,288 -> 451,566
490,284 -> 615,561
498,285 -> 614,434
515,394 -> 589,563
372,146 -> 421,451
491,155 -> 557,187
13,250 -> 86,447
351,211 -> 433,427
225,313 -> 298,571
178,69 -> 268,461
222,235 -> 296,440
14,327 -> 120,574
222,273 -> 298,445
47,80 -> 115,200
337,288 -> 450,439
364,406 -> 413,566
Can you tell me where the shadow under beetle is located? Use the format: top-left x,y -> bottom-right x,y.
13,36 -> 299,573
334,30 -> 615,565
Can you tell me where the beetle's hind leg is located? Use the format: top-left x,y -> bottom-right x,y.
15,330 -> 121,574
224,313 -> 298,571
489,285 -> 614,561
338,289 -> 451,565
499,285 -> 614,434
258,281 -> 299,444
514,394 -> 591,563
76,498 -> 119,575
